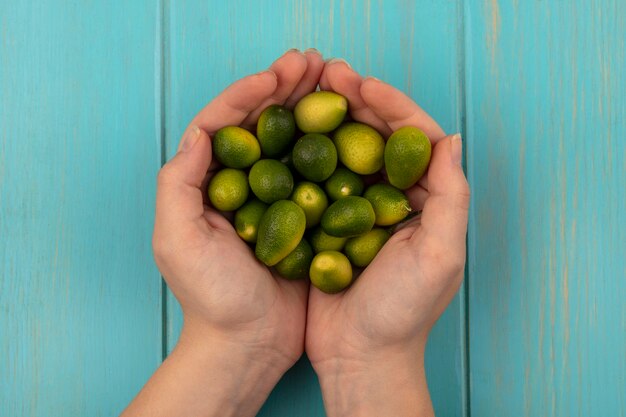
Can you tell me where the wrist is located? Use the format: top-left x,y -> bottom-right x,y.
313,343 -> 433,417
122,310 -> 299,417
173,319 -> 292,416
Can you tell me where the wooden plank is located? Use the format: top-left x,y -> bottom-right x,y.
164,1 -> 467,415
466,1 -> 626,415
0,1 -> 162,415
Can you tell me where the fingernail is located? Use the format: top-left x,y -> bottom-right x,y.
451,133 -> 462,165
286,48 -> 302,54
180,126 -> 201,153
255,69 -> 277,80
325,58 -> 352,69
364,75 -> 380,82
304,47 -> 321,55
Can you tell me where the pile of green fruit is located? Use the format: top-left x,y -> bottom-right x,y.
207,91 -> 431,293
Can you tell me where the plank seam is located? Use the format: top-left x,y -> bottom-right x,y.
459,0 -> 472,416
156,0 -> 170,362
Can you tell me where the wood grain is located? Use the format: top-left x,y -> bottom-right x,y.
163,1 -> 467,415
467,1 -> 626,415
6,1 -> 623,415
0,1 -> 162,415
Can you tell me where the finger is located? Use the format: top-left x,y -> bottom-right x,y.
199,161 -> 222,206
405,185 -> 429,211
392,212 -> 422,236
155,127 -> 212,233
203,207 -> 235,232
190,71 -> 278,136
321,59 -> 391,136
242,50 -> 309,127
284,48 -> 325,108
360,77 -> 446,142
418,175 -> 429,190
412,134 -> 470,251
319,59 -> 331,91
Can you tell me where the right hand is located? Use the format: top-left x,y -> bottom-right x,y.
144,49 -> 324,417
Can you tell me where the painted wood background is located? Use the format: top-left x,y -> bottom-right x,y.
0,1 -> 623,416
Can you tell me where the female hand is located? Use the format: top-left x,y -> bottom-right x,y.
122,49 -> 323,417
305,60 -> 470,417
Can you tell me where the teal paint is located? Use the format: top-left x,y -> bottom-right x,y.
0,1 -> 162,415
466,1 -> 626,416
3,0 -> 624,416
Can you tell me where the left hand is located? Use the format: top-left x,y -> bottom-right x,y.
305,60 -> 470,417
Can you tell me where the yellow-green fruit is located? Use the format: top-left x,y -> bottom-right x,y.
321,196 -> 375,237
309,251 -> 353,294
363,183 -> 411,226
256,105 -> 296,157
344,228 -> 391,267
207,168 -> 249,211
248,159 -> 294,204
213,126 -> 261,169
308,227 -> 348,253
333,122 -> 385,175
290,182 -> 329,228
275,239 -> 314,280
255,200 -> 306,266
234,199 -> 268,243
324,167 -> 365,200
294,91 -> 348,133
384,126 -> 432,189
292,133 -> 337,182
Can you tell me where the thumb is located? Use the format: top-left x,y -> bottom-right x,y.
413,134 -> 470,252
155,126 -> 212,233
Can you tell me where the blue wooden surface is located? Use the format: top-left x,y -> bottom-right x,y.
1,0 -> 625,416
0,1 -> 163,416
466,1 -> 626,416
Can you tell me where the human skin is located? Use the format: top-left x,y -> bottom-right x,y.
121,49 -> 324,417
121,51 -> 469,417
306,59 -> 470,417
